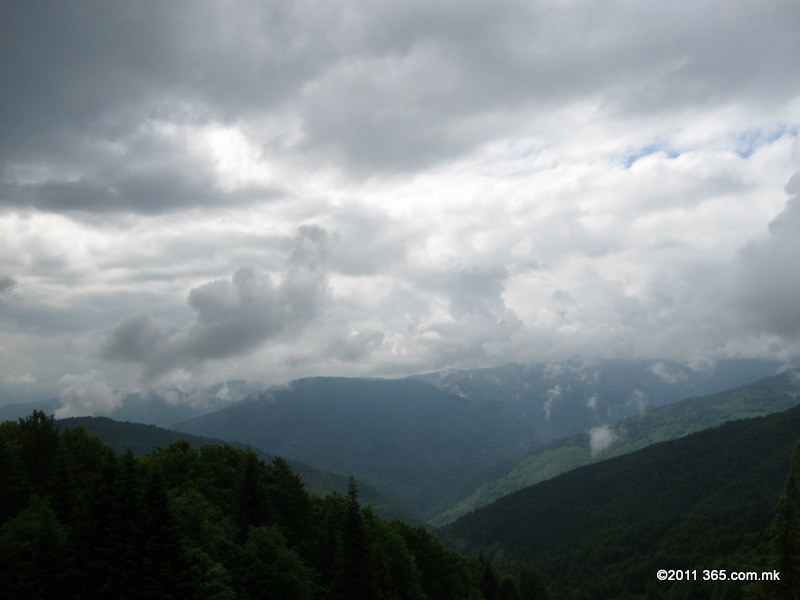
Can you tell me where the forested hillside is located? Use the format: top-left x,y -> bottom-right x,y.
0,411 -> 543,599
440,404 -> 800,598
173,376 -> 539,519
433,369 -> 800,524
59,415 -> 420,524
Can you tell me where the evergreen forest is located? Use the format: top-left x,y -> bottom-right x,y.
0,411 -> 542,600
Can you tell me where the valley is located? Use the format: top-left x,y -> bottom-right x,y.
3,364 -> 800,598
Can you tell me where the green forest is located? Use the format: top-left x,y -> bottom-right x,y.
440,404 -> 800,600
0,411 -> 545,600
5,405 -> 800,599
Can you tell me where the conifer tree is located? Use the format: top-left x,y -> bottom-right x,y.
15,410 -> 59,493
478,551 -> 500,600
267,456 -> 312,549
0,496 -> 74,598
235,449 -> 271,540
332,477 -> 377,599
771,441 -> 800,599
518,564 -> 550,600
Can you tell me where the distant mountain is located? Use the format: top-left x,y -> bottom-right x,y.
172,376 -> 539,518
432,369 -> 800,524
56,416 -> 419,524
0,380 -> 261,427
0,397 -> 60,421
108,380 -> 262,426
438,400 -> 800,595
412,358 -> 785,441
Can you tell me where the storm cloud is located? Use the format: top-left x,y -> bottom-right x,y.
1,0 -> 799,398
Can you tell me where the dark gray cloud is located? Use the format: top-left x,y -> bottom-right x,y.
738,173 -> 800,338
0,122 -> 283,215
4,0 -> 798,192
294,0 -> 800,173
0,275 -> 15,296
0,274 -> 16,311
102,227 -> 330,378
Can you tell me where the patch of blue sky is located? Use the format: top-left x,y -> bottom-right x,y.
618,143 -> 680,168
733,124 -> 797,159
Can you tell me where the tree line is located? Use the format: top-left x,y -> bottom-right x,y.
0,411 -> 547,599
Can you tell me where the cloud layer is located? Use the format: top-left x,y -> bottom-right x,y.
0,0 -> 799,400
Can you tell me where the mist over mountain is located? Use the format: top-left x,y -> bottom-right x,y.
0,380 -> 262,427
105,380 -> 262,426
432,368 -> 800,525
413,358 -> 786,441
439,400 -> 800,573
172,376 -> 539,518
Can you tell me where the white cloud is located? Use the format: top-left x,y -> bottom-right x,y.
589,425 -> 618,457
0,0 -> 799,394
56,372 -> 122,418
626,390 -> 649,416
543,385 -> 562,421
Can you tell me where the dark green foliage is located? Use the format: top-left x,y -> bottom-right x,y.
0,496 -> 73,599
769,442 -> 800,599
0,412 -> 498,600
441,403 -> 800,559
440,403 -> 800,599
235,526 -> 315,600
15,410 -> 60,493
518,564 -> 549,600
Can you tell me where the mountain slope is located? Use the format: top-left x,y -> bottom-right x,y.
438,400 -> 800,563
56,416 -> 420,523
172,376 -> 539,518
432,369 -> 800,525
413,358 -> 784,441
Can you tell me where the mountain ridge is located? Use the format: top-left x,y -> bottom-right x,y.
53,415 -> 421,524
172,375 -> 540,518
430,368 -> 800,525
438,400 -> 800,564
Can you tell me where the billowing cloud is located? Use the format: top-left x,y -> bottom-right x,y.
1,1 -> 799,398
738,173 -> 800,338
56,372 -> 122,418
102,227 -> 330,379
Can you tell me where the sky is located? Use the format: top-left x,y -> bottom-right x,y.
1,0 -> 799,411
